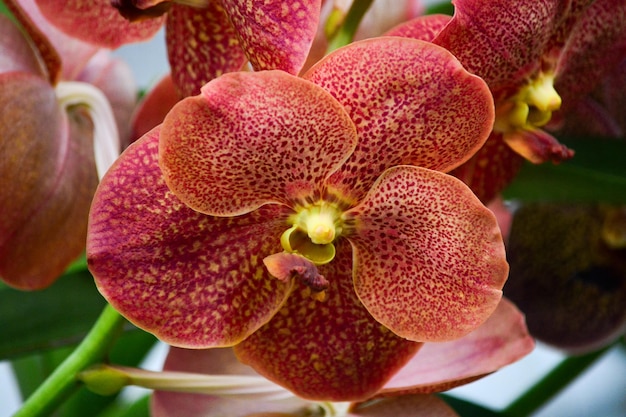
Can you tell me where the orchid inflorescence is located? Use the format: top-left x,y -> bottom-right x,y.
1,1 -> 625,417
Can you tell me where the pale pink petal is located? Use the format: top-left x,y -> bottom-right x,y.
349,394 -> 459,417
159,70 -> 357,216
347,166 -> 508,342
384,14 -> 451,41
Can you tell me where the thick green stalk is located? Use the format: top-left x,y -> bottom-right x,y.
502,345 -> 613,417
13,304 -> 125,417
326,0 -> 374,53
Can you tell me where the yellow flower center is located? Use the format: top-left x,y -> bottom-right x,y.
494,72 -> 562,134
280,202 -> 343,265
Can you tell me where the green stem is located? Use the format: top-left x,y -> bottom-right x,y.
502,345 -> 613,417
13,304 -> 125,417
326,0 -> 373,53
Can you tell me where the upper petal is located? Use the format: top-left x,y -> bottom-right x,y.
159,70 -> 357,216
88,128 -> 294,347
303,37 -> 494,203
0,13 -> 46,76
375,298 -> 534,396
0,73 -> 98,289
222,0 -> 322,75
166,3 -> 247,98
234,239 -> 422,402
347,166 -> 508,342
33,0 -> 164,49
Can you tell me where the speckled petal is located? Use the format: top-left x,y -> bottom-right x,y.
433,0 -> 563,98
222,0 -> 321,74
303,37 -> 494,203
234,239 -> 422,402
375,298 -> 534,397
451,132 -> 525,204
348,395 -> 459,417
166,3 -> 247,98
33,0 -> 164,49
0,73 -> 98,289
384,14 -> 451,41
159,70 -> 357,216
346,166 -> 508,342
87,128 -> 294,348
555,0 -> 626,110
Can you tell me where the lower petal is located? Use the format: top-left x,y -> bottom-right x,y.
234,239 -> 421,402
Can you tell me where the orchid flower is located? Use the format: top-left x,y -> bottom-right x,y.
77,299 -> 532,416
34,0 -> 323,97
87,37 -> 506,401
504,202 -> 626,354
0,0 -> 136,290
386,0 -> 626,202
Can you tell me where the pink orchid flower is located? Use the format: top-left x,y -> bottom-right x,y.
33,0 -> 323,97
80,299 -> 531,416
387,0 -> 626,202
0,0 -> 136,289
87,37 -> 506,400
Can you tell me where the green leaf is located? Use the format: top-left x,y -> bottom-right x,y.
0,269 -> 107,360
426,1 -> 454,15
439,394 -> 501,417
503,138 -> 626,203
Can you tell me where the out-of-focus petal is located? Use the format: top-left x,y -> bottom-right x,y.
304,37 -> 494,203
152,348 -> 312,417
434,0 -> 563,98
348,394 -> 459,417
0,13 -> 46,76
130,74 -> 180,143
504,203 -> 626,354
88,128 -> 294,347
347,166 -> 507,342
33,0 -> 164,48
235,240 -> 422,402
375,298 -> 534,396
76,50 -> 137,148
555,0 -> 626,110
384,13 -> 451,41
450,132 -> 524,204
0,73 -> 98,289
222,0 -> 321,75
159,70 -> 357,216
166,2 -> 247,97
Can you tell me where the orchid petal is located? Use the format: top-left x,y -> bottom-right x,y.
87,128 -> 294,347
555,0 -> 626,110
221,0 -> 321,75
376,298 -> 534,396
33,0 -> 164,49
0,73 -> 98,289
347,166 -> 507,342
235,240 -> 422,402
450,132 -> 525,204
304,37 -> 494,202
159,70 -> 357,217
0,13 -> 45,76
166,3 -> 247,97
433,0 -> 563,98
504,203 -> 626,354
130,74 -> 180,143
348,394 -> 459,417
384,14 -> 451,41
152,348 -> 312,417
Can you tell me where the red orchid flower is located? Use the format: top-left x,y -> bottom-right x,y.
387,0 -> 626,202
80,299 -> 531,416
0,0 -> 136,290
33,0 -> 323,97
87,37 -> 505,400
